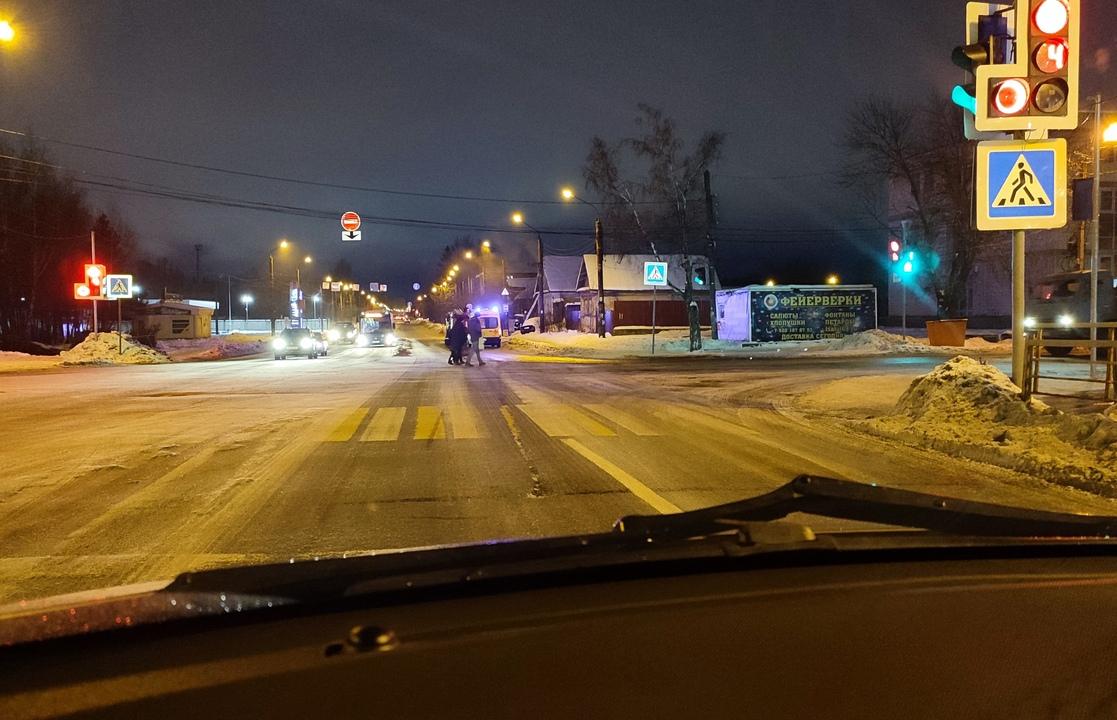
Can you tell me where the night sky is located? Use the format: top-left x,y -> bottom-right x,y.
1,1 -> 1114,300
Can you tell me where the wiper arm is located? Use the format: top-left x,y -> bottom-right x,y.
615,475 -> 1117,540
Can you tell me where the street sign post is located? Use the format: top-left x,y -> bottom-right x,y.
975,138 -> 1067,230
644,261 -> 668,355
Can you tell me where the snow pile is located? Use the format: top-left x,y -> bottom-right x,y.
829,329 -> 931,354
59,333 -> 169,366
870,356 -> 1117,493
394,339 -> 413,356
892,355 -> 1051,425
157,334 -> 268,361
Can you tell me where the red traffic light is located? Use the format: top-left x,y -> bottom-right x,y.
1034,38 -> 1068,73
84,263 -> 106,287
992,78 -> 1030,115
1033,0 -> 1069,35
73,283 -> 92,299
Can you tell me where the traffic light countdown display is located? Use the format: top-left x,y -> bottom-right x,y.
954,0 -> 1079,134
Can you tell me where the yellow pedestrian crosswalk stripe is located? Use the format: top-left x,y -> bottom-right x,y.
322,400 -> 663,443
445,404 -> 483,439
414,406 -> 446,440
514,403 -> 615,437
325,408 -> 369,442
361,407 -> 407,442
583,404 -> 661,436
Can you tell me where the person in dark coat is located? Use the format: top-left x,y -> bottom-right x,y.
448,315 -> 468,365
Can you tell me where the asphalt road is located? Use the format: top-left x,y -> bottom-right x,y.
1,325 -> 1114,604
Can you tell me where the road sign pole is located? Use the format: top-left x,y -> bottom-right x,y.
1090,93 -> 1101,375
90,230 -> 98,333
1012,228 -> 1027,388
651,285 -> 657,356
117,299 -> 123,354
901,281 -> 907,339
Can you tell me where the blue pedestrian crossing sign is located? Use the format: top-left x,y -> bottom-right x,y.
643,261 -> 668,287
104,274 -> 133,299
975,139 -> 1066,231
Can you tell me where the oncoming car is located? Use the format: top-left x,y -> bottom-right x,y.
271,328 -> 322,360
327,322 -> 358,345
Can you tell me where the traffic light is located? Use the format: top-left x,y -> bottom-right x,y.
74,264 -> 106,300
952,6 -> 1011,133
888,238 -> 902,264
902,250 -> 918,275
970,0 -> 1079,133
693,266 -> 708,287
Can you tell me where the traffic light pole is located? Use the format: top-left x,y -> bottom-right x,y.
1090,94 -> 1101,375
90,230 -> 98,334
1012,228 -> 1026,389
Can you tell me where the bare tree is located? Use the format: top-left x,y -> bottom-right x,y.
582,104 -> 725,350
841,93 -> 996,318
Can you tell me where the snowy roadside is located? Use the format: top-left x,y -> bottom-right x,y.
157,334 -> 269,362
0,351 -> 61,373
504,328 -> 1013,360
797,356 -> 1117,496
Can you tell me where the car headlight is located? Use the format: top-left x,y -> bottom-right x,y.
1057,313 -> 1074,328
1023,316 -> 1036,329
272,339 -> 287,350
385,333 -> 396,344
356,334 -> 370,347
299,337 -> 313,349
327,330 -> 340,342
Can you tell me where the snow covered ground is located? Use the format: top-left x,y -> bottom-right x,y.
799,356 -> 1117,495
504,328 -> 1014,360
157,334 -> 269,362
0,351 -> 62,373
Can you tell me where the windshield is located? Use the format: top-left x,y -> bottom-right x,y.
1,2 -> 1116,618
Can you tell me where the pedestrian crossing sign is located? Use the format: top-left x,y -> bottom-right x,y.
643,261 -> 668,287
975,138 -> 1066,231
104,274 -> 133,299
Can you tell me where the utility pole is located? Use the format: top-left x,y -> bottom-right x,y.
703,169 -> 719,340
1089,93 -> 1101,374
194,244 -> 203,284
537,233 -> 546,333
226,274 -> 232,332
595,219 -> 605,337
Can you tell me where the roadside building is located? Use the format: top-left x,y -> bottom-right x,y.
575,254 -> 715,334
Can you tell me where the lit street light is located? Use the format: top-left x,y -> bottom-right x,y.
512,210 -> 550,333
240,294 -> 253,322
826,274 -> 840,285
0,20 -> 14,43
765,279 -> 777,287
561,187 -> 606,337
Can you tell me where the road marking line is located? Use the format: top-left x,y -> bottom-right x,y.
414,406 -> 446,440
562,439 -> 680,514
561,405 -> 616,436
511,355 -> 612,364
516,401 -> 580,435
656,405 -> 759,440
360,407 -> 406,442
325,408 -> 369,442
445,403 -> 483,439
583,403 -> 661,436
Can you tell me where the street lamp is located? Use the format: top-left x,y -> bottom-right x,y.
560,188 -> 606,337
240,294 -> 253,322
826,274 -> 840,285
512,211 -> 550,333
312,293 -> 321,320
0,20 -> 14,43
765,279 -> 777,287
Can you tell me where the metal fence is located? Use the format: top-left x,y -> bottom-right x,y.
211,318 -> 330,335
1024,322 -> 1117,401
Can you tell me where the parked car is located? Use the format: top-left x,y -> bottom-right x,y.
1027,271 -> 1117,356
271,328 -> 321,360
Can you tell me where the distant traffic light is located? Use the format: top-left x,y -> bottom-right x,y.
888,238 -> 902,263
902,250 -> 917,275
693,266 -> 708,287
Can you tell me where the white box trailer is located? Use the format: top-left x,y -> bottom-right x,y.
716,285 -> 878,342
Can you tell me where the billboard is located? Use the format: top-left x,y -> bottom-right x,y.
749,286 -> 877,342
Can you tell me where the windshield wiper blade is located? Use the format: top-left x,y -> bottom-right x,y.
614,475 -> 1117,540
